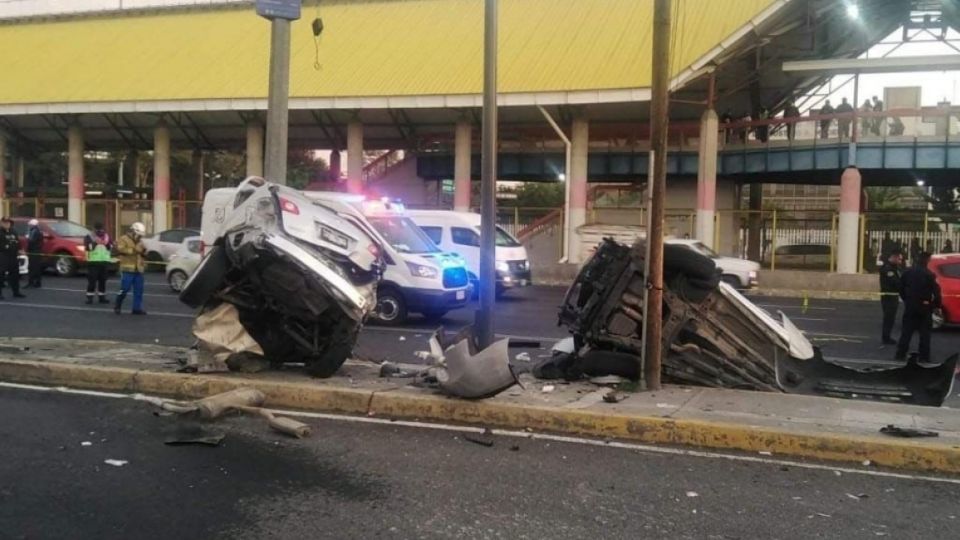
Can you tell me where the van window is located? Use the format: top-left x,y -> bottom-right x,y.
367,217 -> 440,254
421,226 -> 443,245
452,227 -> 480,247
495,226 -> 521,247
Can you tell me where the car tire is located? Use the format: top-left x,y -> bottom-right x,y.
54,251 -> 78,277
720,274 -> 742,289
375,287 -> 408,326
179,246 -> 229,308
167,269 -> 189,293
305,332 -> 355,378
664,244 -> 717,280
145,251 -> 164,273
933,308 -> 945,331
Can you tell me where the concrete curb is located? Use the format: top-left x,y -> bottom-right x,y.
2,357 -> 959,474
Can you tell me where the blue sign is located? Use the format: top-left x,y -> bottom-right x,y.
256,0 -> 301,20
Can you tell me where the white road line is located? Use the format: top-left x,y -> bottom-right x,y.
26,286 -> 173,299
2,381 -> 958,486
0,301 -> 194,319
757,304 -> 836,311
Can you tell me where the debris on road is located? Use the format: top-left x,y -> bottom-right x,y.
879,424 -> 939,438
431,327 -> 518,399
541,385 -> 556,393
104,459 -> 128,467
464,428 -> 495,448
515,352 -> 532,362
590,375 -> 629,386
602,390 -> 627,403
685,491 -> 699,498
164,427 -> 226,447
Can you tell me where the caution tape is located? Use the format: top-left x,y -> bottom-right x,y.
18,250 -> 169,269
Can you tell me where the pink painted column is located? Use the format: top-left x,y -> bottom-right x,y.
837,166 -> 862,273
454,119 -> 473,212
67,125 -> 85,224
568,117 -> 589,263
696,108 -> 719,248
153,124 -> 171,234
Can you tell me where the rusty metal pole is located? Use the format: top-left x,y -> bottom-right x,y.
476,0 -> 498,348
642,0 -> 671,390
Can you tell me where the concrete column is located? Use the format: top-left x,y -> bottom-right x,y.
568,117 -> 589,264
747,184 -> 762,262
454,120 -> 472,211
346,121 -> 364,194
0,134 -> 7,212
696,109 -> 719,248
67,125 -> 85,224
245,123 -> 264,178
192,150 -> 205,200
153,124 -> 171,234
837,166 -> 862,274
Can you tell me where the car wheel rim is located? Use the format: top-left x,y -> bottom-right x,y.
170,273 -> 187,292
56,257 -> 72,275
377,297 -> 400,321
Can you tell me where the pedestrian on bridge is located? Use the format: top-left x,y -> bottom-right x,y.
895,252 -> 940,363
872,96 -> 885,136
836,98 -> 854,140
114,222 -> 147,316
24,219 -> 44,288
861,100 -> 873,136
84,222 -> 113,305
879,249 -> 903,345
783,101 -> 800,141
0,217 -> 26,300
819,100 -> 834,139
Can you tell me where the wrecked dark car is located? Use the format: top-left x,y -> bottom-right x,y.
553,239 -> 957,406
180,177 -> 383,377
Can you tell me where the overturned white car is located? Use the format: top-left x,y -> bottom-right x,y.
180,177 -> 383,377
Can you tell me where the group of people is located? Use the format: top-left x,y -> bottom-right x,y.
720,96 -> 892,143
819,96 -> 886,140
0,217 -> 150,315
879,249 -> 941,363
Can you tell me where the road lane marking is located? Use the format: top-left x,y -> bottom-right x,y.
757,304 -> 836,311
0,302 -> 194,319
2,382 -> 959,486
24,286 -> 174,299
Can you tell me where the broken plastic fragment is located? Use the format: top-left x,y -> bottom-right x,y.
515,352 -> 531,362
686,491 -> 699,498
542,385 -> 556,393
104,459 -> 128,467
80,441 -> 92,447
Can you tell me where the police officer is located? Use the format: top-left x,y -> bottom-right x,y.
895,252 -> 941,363
0,217 -> 26,300
879,249 -> 903,345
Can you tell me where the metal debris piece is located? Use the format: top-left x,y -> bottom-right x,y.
104,459 -> 128,467
602,390 -> 627,403
196,388 -> 266,419
164,427 -> 226,447
464,429 -> 495,448
435,335 -> 517,399
879,424 -> 939,438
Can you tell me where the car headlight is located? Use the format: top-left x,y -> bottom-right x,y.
406,262 -> 439,279
496,260 -> 509,272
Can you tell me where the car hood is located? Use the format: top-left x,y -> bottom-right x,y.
714,256 -> 760,272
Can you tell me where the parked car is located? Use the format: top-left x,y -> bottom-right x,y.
764,243 -> 832,270
11,217 -> 94,277
928,254 -> 960,329
141,228 -> 201,270
165,236 -> 203,292
666,238 -> 759,289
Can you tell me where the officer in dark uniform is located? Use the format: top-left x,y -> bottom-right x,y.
895,252 -> 941,362
0,217 -> 26,300
879,249 -> 903,345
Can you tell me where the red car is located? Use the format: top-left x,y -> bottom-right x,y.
928,254 -> 960,329
11,217 -> 97,277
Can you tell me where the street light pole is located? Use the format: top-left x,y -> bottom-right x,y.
264,17 -> 292,184
642,0 -> 671,390
476,0 -> 498,348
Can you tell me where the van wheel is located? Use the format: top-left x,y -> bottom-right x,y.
720,275 -> 742,289
375,287 -> 408,326
55,252 -> 78,277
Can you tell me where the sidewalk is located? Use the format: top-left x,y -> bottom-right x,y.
1,337 -> 959,474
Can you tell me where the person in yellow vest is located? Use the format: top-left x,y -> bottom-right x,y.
84,222 -> 114,305
114,222 -> 147,315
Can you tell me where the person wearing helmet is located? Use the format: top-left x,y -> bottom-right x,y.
114,222 -> 148,315
84,222 -> 114,305
25,218 -> 44,288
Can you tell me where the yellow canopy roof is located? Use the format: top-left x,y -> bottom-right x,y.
0,0 -> 779,105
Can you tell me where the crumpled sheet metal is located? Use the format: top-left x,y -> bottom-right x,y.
191,303 -> 265,367
435,336 -> 518,399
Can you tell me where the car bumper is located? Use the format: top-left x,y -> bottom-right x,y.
497,269 -> 532,288
405,287 -> 470,312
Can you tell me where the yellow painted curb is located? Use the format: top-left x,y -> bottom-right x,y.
2,358 -> 959,474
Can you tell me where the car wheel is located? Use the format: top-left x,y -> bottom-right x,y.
145,251 -> 164,273
179,246 -> 229,308
720,275 -> 742,289
55,252 -> 78,277
933,308 -> 945,330
375,287 -> 408,326
305,331 -> 356,378
167,269 -> 189,293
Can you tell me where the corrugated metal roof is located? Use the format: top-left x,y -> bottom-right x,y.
0,0 -> 779,105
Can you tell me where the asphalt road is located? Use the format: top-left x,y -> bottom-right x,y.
1,273 -> 958,364
1,385 -> 958,539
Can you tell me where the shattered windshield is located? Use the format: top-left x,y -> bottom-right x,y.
367,217 -> 440,254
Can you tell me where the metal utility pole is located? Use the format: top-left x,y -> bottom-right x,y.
257,0 -> 301,184
476,0 -> 498,348
642,0 -> 671,390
